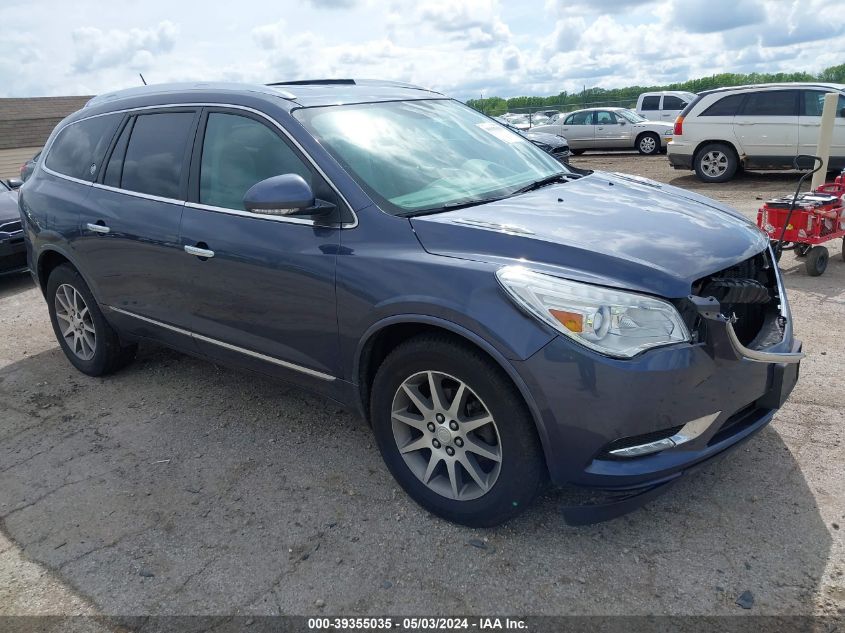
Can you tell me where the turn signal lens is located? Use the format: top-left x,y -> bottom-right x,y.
673,116 -> 684,136
550,309 -> 583,332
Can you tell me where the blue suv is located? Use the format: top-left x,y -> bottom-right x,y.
19,80 -> 803,526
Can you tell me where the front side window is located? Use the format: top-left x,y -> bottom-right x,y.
595,111 -> 616,125
294,99 -> 566,215
641,96 -> 660,111
120,112 -> 195,199
565,111 -> 594,125
739,90 -> 798,116
200,113 -> 312,211
45,114 -> 120,181
618,109 -> 648,123
662,96 -> 686,110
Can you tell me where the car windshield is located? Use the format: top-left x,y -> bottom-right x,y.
618,109 -> 648,123
294,99 -> 568,215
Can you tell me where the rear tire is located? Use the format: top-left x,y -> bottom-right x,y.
694,143 -> 738,183
370,335 -> 546,527
46,264 -> 137,376
636,133 -> 660,155
805,246 -> 829,276
570,149 -> 585,156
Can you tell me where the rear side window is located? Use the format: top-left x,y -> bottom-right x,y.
662,96 -> 686,110
199,112 -> 312,211
802,90 -> 845,117
640,96 -> 660,111
120,112 -> 196,199
700,94 -> 745,116
565,111 -> 593,125
739,90 -> 798,116
45,114 -> 120,181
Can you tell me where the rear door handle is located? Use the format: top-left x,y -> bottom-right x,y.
184,245 -> 215,259
86,222 -> 110,234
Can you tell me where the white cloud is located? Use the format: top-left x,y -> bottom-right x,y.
71,20 -> 178,73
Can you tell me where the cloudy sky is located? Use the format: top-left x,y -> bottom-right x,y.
1,0 -> 843,101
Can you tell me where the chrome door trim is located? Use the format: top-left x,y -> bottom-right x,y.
184,202 -> 317,226
41,102 -> 359,229
105,306 -> 336,381
92,182 -> 187,206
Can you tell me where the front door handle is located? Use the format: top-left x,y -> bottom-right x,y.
86,222 -> 110,234
184,244 -> 215,259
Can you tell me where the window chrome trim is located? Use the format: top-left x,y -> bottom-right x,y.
92,181 -> 187,205
184,202 -> 317,226
42,102 -> 359,228
105,306 -> 336,381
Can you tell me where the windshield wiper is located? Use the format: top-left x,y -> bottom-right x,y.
512,172 -> 579,195
399,196 -> 508,217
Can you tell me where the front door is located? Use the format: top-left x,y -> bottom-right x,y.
733,89 -> 799,167
180,109 -> 342,385
558,111 -> 595,149
594,110 -> 630,148
76,109 -> 200,348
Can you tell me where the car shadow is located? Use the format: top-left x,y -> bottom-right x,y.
0,344 -> 833,617
0,270 -> 34,300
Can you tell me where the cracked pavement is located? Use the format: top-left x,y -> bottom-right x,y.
1,155 -> 843,618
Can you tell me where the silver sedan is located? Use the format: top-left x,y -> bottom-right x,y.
531,107 -> 674,155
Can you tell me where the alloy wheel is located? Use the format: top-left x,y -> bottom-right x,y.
700,150 -> 729,178
391,371 -> 502,501
639,136 -> 656,154
54,283 -> 96,360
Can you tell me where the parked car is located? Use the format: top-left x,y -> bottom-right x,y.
531,107 -> 673,155
0,179 -> 26,275
20,151 -> 40,182
636,91 -> 697,122
22,80 -> 802,527
505,123 -> 570,163
669,82 -> 845,182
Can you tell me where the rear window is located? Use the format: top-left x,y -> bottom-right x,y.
739,90 -> 798,116
640,96 -> 660,111
662,96 -> 686,110
802,90 -> 845,117
45,114 -> 120,181
700,94 -> 745,117
119,112 -> 196,199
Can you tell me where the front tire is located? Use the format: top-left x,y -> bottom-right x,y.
637,133 -> 660,155
370,335 -> 545,527
805,246 -> 829,276
47,264 -> 137,376
694,143 -> 738,183
570,149 -> 585,156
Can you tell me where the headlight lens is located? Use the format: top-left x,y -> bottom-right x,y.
496,266 -> 690,358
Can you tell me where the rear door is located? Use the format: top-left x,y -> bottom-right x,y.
733,89 -> 799,167
638,95 -> 660,119
799,90 -> 845,168
180,108 -> 342,385
559,111 -> 595,149
661,95 -> 688,121
77,108 -> 200,347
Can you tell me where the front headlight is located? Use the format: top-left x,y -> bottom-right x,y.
496,266 -> 690,358
663,129 -> 673,135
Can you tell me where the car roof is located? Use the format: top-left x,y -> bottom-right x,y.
567,107 -> 629,113
698,82 -> 845,96
84,79 -> 445,112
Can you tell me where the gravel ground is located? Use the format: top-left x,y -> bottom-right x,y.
1,153 -> 843,621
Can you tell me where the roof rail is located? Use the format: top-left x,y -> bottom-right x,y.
266,78 -> 441,94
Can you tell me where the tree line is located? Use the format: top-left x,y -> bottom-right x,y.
467,63 -> 845,115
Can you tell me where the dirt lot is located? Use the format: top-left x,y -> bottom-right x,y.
1,153 -> 844,622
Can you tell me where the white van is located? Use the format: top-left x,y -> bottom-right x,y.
667,82 -> 845,182
636,91 -> 697,121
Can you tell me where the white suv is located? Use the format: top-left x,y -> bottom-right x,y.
668,83 -> 845,182
635,91 -> 696,122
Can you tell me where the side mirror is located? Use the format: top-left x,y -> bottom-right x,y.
618,120 -> 626,125
7,178 -> 22,190
243,174 -> 335,217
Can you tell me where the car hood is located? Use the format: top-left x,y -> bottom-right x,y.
0,189 -> 19,224
410,171 -> 767,298
522,130 -> 568,148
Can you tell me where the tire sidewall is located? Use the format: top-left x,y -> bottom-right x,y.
370,340 -> 544,527
46,265 -> 117,375
694,143 -> 737,183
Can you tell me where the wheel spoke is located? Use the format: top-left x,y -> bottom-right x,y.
56,311 -> 72,324
427,371 -> 448,411
459,454 -> 488,491
61,322 -> 75,337
399,435 -> 430,455
422,454 -> 441,484
82,331 -> 96,354
461,414 -> 494,433
447,382 -> 468,419
401,382 -> 431,414
464,437 -> 501,462
392,410 -> 428,432
56,292 -> 71,314
445,459 -> 460,498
